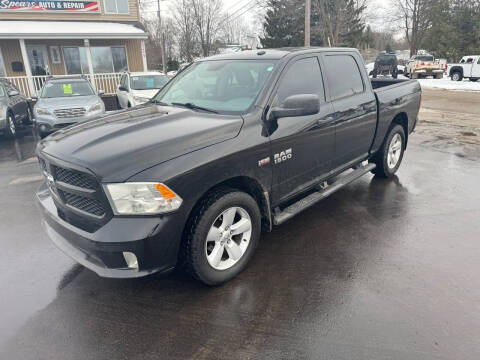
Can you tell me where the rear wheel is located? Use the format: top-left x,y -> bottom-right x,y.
451,71 -> 462,81
371,124 -> 406,178
181,188 -> 261,285
4,112 -> 16,138
436,73 -> 443,79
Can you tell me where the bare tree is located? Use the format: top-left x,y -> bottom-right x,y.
395,0 -> 436,55
190,0 -> 224,56
173,0 -> 199,62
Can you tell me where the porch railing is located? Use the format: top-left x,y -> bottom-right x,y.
1,73 -> 122,98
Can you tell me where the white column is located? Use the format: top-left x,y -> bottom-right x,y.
84,39 -> 96,91
19,39 -> 35,97
141,40 -> 148,72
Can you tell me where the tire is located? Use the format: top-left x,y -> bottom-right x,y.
370,124 -> 406,178
4,112 -> 16,139
116,96 -> 121,110
180,187 -> 261,285
392,67 -> 398,79
451,71 -> 462,81
436,73 -> 443,79
411,72 -> 418,79
372,70 -> 377,78
25,106 -> 33,125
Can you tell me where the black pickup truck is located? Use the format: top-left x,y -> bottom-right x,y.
36,48 -> 421,285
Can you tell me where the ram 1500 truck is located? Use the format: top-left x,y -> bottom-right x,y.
36,48 -> 421,285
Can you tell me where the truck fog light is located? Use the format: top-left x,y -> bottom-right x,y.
123,252 -> 138,269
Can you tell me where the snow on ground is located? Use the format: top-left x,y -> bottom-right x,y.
417,77 -> 480,92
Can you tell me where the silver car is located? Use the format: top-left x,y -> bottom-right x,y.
33,76 -> 105,137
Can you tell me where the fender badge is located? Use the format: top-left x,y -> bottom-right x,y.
258,157 -> 270,167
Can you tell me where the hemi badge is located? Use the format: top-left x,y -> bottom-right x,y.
258,157 -> 270,167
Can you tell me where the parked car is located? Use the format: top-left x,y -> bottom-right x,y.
0,79 -> 32,138
33,76 -> 105,138
372,53 -> 399,78
405,54 -> 445,79
446,55 -> 480,81
116,72 -> 170,109
36,48 -> 421,285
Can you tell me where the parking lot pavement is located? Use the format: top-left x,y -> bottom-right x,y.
1,91 -> 479,359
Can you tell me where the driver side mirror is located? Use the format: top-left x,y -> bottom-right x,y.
98,89 -> 105,96
270,94 -> 320,121
118,86 -> 127,92
8,90 -> 19,97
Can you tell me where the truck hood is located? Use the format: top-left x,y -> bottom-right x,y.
38,105 -> 243,181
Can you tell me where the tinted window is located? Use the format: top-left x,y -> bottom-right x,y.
324,55 -> 364,100
275,57 -> 324,105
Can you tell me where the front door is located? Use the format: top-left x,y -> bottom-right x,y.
471,57 -> 480,78
268,55 -> 336,204
27,46 -> 49,76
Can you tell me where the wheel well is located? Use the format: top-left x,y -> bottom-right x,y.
450,66 -> 463,76
189,176 -> 272,233
392,112 -> 408,148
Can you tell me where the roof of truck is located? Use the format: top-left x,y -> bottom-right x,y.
203,47 -> 357,61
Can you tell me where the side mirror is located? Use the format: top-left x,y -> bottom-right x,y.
270,94 -> 320,121
31,94 -> 38,100
98,89 -> 105,96
118,86 -> 127,92
8,90 -> 19,97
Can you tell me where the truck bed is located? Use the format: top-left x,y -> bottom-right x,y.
369,77 -> 422,153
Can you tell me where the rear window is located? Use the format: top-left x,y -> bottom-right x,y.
41,81 -> 94,98
323,55 -> 364,101
415,56 -> 434,62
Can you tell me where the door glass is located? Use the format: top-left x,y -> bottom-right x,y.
27,46 -> 48,76
324,55 -> 364,100
111,47 -> 128,72
275,57 -> 325,105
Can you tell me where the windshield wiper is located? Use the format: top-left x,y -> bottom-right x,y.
171,102 -> 218,114
149,99 -> 169,106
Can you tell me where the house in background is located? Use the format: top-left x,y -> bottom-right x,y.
0,0 -> 148,98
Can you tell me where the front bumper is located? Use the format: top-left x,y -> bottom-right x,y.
36,183 -> 183,278
35,111 -> 104,134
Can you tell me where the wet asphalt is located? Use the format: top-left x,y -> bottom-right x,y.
1,91 -> 479,359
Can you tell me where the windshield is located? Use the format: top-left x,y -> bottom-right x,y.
153,60 -> 277,114
41,81 -> 94,98
130,75 -> 169,90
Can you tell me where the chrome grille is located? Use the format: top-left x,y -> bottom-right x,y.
54,108 -> 86,119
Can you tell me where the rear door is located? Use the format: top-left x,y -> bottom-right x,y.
5,82 -> 28,120
471,57 -> 480,78
321,52 -> 377,169
268,54 -> 336,204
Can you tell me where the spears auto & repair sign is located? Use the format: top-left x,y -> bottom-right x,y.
0,0 -> 100,12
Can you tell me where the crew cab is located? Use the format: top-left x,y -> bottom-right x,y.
447,55 -> 480,82
36,48 -> 421,285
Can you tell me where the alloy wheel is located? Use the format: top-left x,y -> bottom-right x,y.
387,133 -> 402,169
205,206 -> 252,270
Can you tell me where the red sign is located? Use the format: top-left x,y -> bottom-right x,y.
0,1 -> 100,12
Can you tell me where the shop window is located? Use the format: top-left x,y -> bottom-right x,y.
104,0 -> 129,14
63,46 -> 128,74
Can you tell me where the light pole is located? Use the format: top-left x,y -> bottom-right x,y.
305,0 -> 311,47
157,0 -> 167,74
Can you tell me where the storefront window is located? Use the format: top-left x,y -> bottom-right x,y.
105,0 -> 129,14
63,46 -> 128,74
0,47 -> 7,77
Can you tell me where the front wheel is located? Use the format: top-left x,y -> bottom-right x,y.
4,113 -> 16,138
370,124 -> 406,178
181,188 -> 261,285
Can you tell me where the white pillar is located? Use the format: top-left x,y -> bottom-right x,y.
84,39 -> 96,91
141,40 -> 148,72
19,39 -> 35,97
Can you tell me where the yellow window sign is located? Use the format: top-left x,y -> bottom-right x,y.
63,84 -> 72,94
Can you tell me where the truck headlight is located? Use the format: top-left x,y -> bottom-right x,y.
104,182 -> 182,215
133,96 -> 150,104
36,107 -> 50,115
89,102 -> 103,112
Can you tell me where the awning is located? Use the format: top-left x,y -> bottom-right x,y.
0,21 -> 147,40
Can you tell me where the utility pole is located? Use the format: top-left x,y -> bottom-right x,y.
304,0 -> 311,47
157,0 -> 167,74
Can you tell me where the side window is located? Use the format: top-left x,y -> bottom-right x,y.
477,58 -> 480,65
466,58 -> 473,63
275,57 -> 325,105
323,55 -> 364,101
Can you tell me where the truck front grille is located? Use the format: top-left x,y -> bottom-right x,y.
54,166 -> 96,190
54,108 -> 86,119
60,191 -> 106,217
